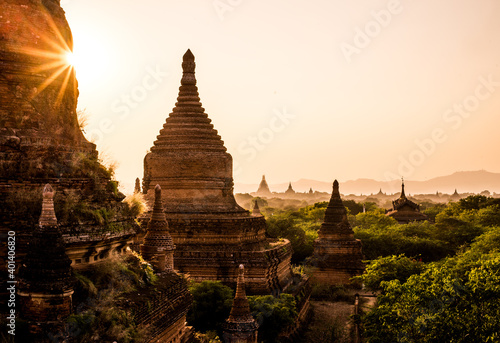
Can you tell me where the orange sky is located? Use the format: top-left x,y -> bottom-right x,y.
62,0 -> 500,193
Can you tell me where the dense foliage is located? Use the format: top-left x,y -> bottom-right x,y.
187,281 -> 234,334
266,202 -> 326,263
63,253 -> 157,342
186,281 -> 298,342
262,194 -> 500,341
248,294 -> 298,343
361,231 -> 500,342
356,196 -> 500,342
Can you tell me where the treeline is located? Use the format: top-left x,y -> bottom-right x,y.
263,195 -> 500,264
259,195 -> 500,342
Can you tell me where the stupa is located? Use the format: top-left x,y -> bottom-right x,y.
285,182 -> 295,194
142,50 -> 292,294
18,184 -> 74,337
255,175 -> 272,196
386,180 -> 429,223
141,184 -> 175,272
222,265 -> 259,343
449,189 -> 462,202
312,180 -> 364,285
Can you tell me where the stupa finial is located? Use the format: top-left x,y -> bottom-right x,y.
401,177 -> 406,198
151,184 -> 167,223
333,179 -> 339,195
181,49 -> 196,83
39,184 -> 57,227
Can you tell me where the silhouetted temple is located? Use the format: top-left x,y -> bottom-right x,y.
256,175 -> 272,196
285,182 -> 295,194
223,265 -> 259,343
386,180 -> 429,223
312,180 -> 364,285
449,189 -> 462,202
141,50 -> 292,294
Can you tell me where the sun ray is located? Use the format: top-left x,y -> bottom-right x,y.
35,64 -> 71,96
55,67 -> 74,106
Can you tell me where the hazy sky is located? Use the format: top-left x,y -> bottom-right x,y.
62,0 -> 500,193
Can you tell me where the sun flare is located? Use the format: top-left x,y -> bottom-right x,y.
65,51 -> 76,68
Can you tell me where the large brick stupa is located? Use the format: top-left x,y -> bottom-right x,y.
142,50 -> 292,294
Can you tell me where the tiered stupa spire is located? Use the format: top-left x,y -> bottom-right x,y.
143,49 -> 242,213
223,265 -> 258,343
141,184 -> 175,272
312,180 -> 364,286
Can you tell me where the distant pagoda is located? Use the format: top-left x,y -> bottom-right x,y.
256,175 -> 272,196
222,265 -> 259,343
312,180 -> 364,286
141,50 -> 292,294
386,180 -> 429,224
449,189 -> 462,202
285,182 -> 295,194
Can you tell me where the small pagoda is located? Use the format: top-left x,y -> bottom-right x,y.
19,184 -> 74,337
255,175 -> 272,196
141,184 -> 175,272
285,182 -> 295,195
222,265 -> 259,343
312,180 -> 364,286
386,179 -> 429,223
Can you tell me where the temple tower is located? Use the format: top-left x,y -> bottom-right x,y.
134,177 -> 142,193
285,182 -> 295,195
141,50 -> 292,294
312,180 -> 364,286
256,175 -> 272,196
18,184 -> 74,336
141,185 -> 175,272
449,189 -> 462,202
386,180 -> 429,223
223,265 -> 259,343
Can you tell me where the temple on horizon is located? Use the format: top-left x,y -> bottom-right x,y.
386,180 -> 429,223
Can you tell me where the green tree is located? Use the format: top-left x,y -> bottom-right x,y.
362,252 -> 500,343
248,294 -> 298,343
354,254 -> 424,291
187,281 -> 234,334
